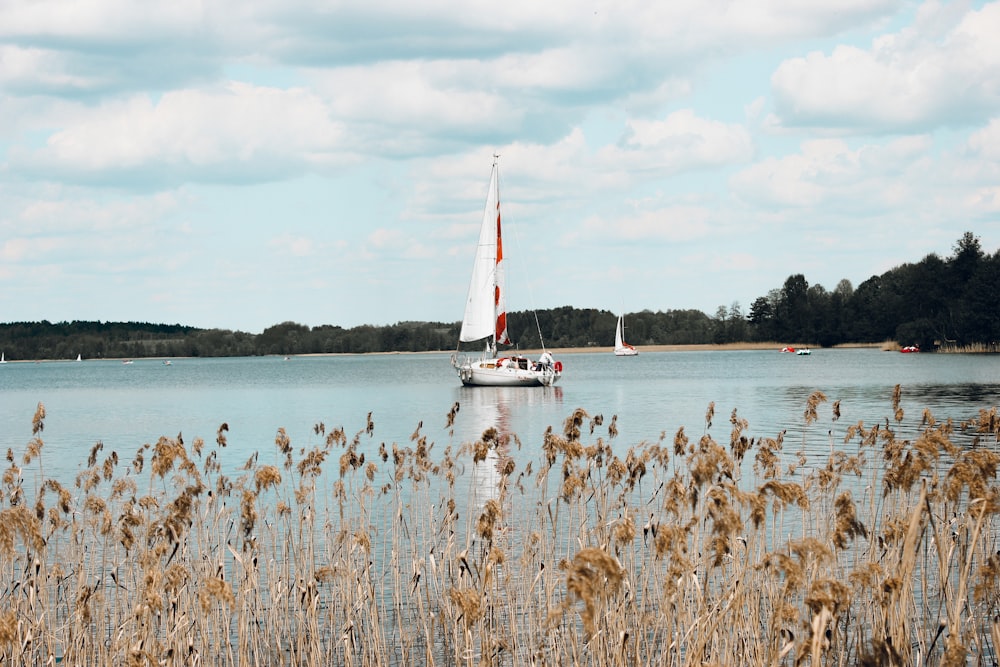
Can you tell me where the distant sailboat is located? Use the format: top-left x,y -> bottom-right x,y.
76,353 -> 82,362
614,314 -> 638,356
0,352 -> 6,363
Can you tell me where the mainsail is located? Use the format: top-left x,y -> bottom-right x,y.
459,158 -> 510,347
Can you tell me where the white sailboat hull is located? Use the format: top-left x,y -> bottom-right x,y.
454,355 -> 561,387
614,346 -> 638,356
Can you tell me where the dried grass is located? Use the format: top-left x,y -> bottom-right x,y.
1,389 -> 998,665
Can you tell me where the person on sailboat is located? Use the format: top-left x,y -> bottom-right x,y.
538,350 -> 554,369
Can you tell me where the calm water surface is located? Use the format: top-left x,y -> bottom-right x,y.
2,349 -> 999,486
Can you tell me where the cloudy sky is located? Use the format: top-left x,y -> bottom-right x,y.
1,0 -> 998,334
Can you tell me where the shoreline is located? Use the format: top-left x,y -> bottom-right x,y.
0,342 -> 886,363
530,342 -> 883,355
294,342 -> 884,357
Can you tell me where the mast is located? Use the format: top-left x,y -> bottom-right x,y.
459,155 -> 509,355
493,156 -> 510,348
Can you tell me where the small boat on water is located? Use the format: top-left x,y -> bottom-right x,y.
451,156 -> 561,387
796,348 -> 811,355
614,314 -> 638,356
900,345 -> 920,353
0,352 -> 6,364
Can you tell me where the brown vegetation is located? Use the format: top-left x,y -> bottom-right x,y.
1,391 -> 998,665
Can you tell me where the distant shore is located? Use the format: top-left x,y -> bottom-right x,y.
331,342 -> 884,357
525,342 -> 884,355
2,342 -> 888,363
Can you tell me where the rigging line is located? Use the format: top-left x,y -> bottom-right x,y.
497,160 -> 549,352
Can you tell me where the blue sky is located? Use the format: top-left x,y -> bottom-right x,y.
1,0 -> 998,333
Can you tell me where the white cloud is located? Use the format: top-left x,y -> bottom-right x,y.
0,0 -> 907,183
708,251 -> 760,272
361,226 -> 437,261
408,132 -> 593,219
269,233 -> 316,257
0,1 -> 224,98
5,189 -> 181,236
10,83 -> 347,186
730,136 -> 939,210
366,227 -> 402,249
770,1 -> 1000,132
966,187 -> 1000,214
968,118 -> 1000,161
0,45 -> 94,93
0,236 -> 63,263
611,109 -> 755,172
962,118 -> 1000,214
571,205 -> 713,245
313,61 -> 521,146
247,0 -> 903,63
0,0 -> 208,38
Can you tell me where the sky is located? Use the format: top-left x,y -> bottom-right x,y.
1,0 -> 999,334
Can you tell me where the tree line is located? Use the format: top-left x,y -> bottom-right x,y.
1,232 -> 996,359
738,231 -> 998,350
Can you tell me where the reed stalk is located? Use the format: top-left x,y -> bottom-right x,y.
1,393 -> 998,665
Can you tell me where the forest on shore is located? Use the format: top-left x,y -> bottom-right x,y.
1,232 -> 997,360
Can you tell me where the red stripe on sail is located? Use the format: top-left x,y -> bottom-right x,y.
495,208 -> 503,262
494,201 -> 510,344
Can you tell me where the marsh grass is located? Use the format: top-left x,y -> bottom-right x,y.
1,388 -> 999,665
938,343 -> 1000,354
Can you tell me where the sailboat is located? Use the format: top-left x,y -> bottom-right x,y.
0,352 -> 6,363
451,156 -> 562,387
614,314 -> 638,356
76,353 -> 82,362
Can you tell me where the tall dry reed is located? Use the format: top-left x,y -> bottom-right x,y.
1,389 -> 998,665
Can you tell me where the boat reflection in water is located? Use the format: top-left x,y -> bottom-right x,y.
456,385 -> 563,510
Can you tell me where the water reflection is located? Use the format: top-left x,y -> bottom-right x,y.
904,382 -> 1000,409
780,381 -> 1000,423
455,386 -> 563,508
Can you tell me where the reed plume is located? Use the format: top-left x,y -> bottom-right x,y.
0,388 -> 997,665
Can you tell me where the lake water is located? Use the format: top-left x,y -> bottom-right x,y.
2,348 -> 999,488
3,348 -> 999,664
